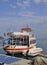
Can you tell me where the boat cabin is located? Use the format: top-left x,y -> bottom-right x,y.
4,28 -> 36,47
7,32 -> 29,46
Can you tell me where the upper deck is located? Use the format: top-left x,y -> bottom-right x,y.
4,27 -> 32,36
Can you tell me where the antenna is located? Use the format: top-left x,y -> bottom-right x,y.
26,24 -> 31,28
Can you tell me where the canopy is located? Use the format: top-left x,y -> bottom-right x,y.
21,28 -> 32,31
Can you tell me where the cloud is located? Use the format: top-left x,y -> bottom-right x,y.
34,0 -> 41,4
8,0 -> 31,9
34,0 -> 47,4
22,0 -> 31,7
17,2 -> 22,6
0,11 -> 16,17
43,0 -> 47,3
24,16 -> 47,24
7,12 -> 16,16
18,11 -> 34,17
17,0 -> 31,9
18,10 -> 47,23
0,0 -> 8,2
1,16 -> 47,23
31,16 -> 47,23
10,4 -> 16,8
0,0 -> 30,11
18,10 -> 47,24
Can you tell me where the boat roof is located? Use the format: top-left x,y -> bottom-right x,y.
21,28 -> 32,31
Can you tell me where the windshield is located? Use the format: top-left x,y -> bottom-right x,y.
30,40 -> 36,44
5,35 -> 29,46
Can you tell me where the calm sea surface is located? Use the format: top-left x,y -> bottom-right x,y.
0,39 -> 47,54
36,39 -> 47,54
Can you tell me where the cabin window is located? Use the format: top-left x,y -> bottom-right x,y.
30,40 -> 36,44
8,38 -> 14,45
7,35 -> 29,46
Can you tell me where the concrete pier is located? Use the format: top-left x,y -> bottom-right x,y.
9,59 -> 31,65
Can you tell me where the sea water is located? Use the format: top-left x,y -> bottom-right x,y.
37,39 -> 47,54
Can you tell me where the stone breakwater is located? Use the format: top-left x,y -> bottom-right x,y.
9,54 -> 47,65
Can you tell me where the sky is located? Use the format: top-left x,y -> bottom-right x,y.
0,0 -> 47,39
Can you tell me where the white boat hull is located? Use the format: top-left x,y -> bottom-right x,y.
4,45 -> 36,55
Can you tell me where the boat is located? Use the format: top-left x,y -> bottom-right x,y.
3,27 -> 43,56
22,48 -> 43,56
